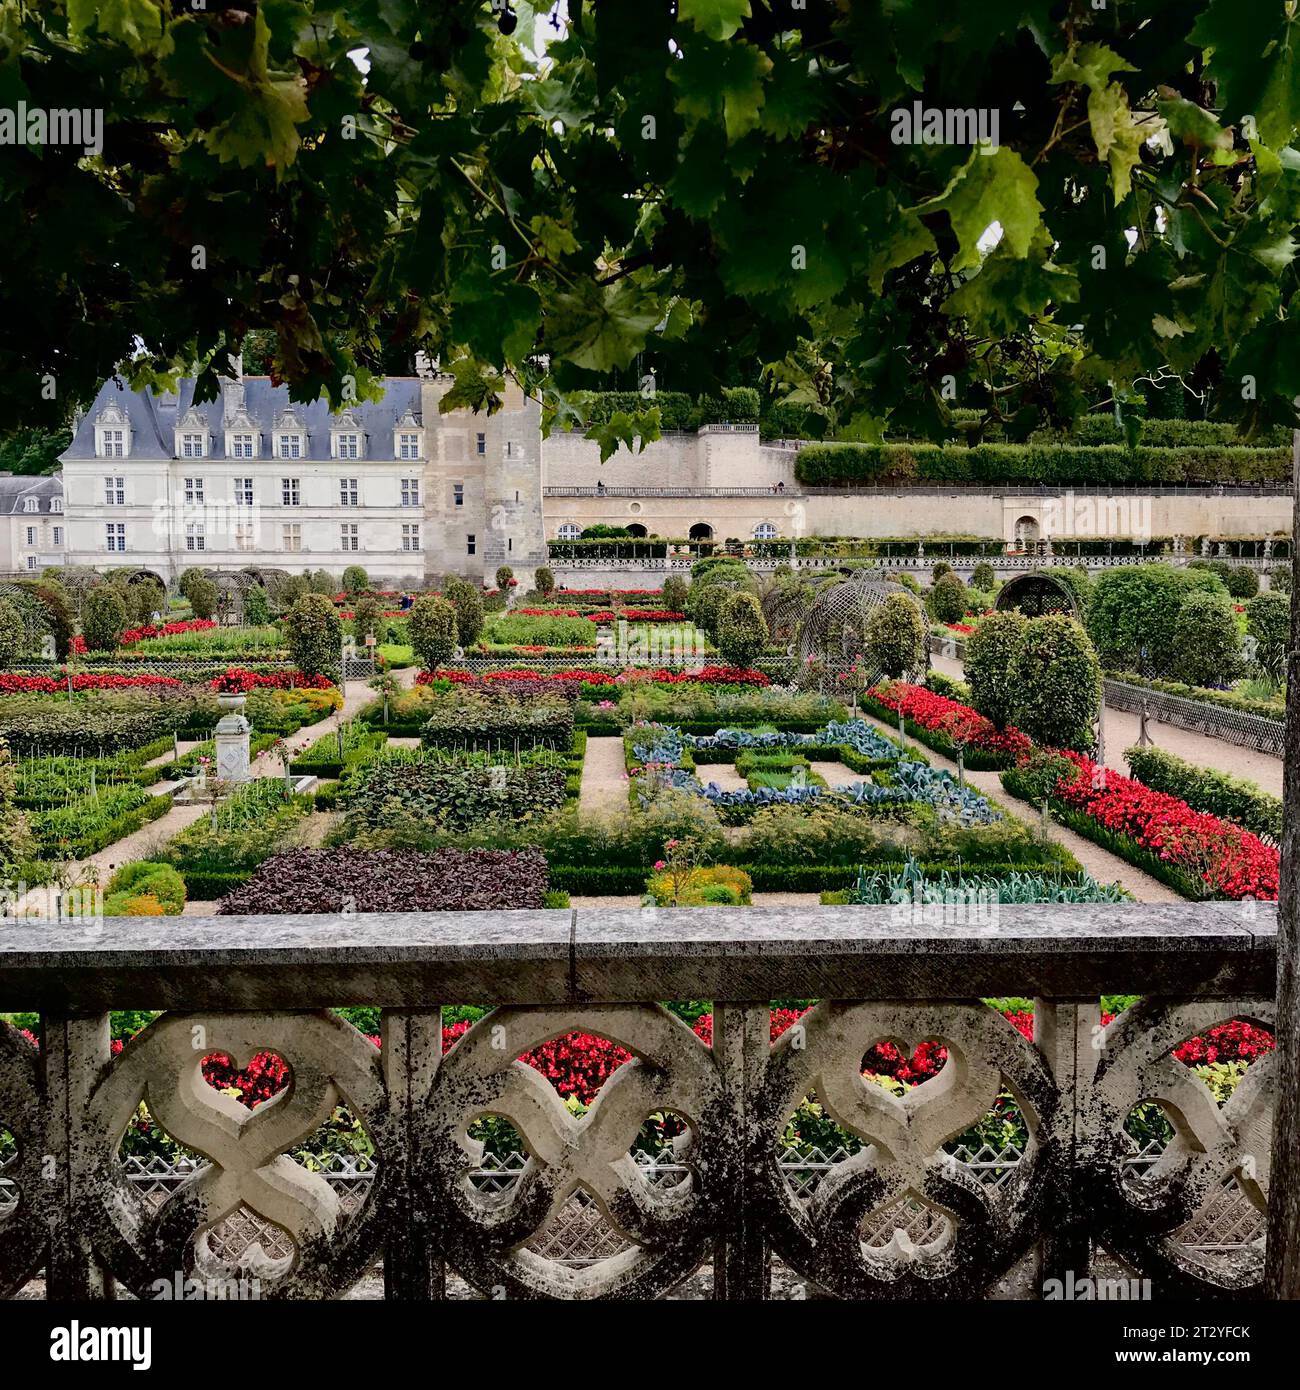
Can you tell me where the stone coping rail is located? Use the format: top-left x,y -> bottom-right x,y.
0,903 -> 1276,1010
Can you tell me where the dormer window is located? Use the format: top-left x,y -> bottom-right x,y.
95,401 -> 131,458
335,432 -> 362,459
180,432 -> 206,458
393,405 -> 422,460
273,407 -> 307,461
174,406 -> 209,459
230,433 -> 256,459
50,497 -> 63,513
22,497 -> 38,512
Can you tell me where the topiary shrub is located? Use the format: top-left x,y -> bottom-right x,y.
1171,590 -> 1242,688
282,593 -> 343,681
534,565 -> 556,598
1008,615 -> 1102,752
971,561 -> 995,591
178,568 -> 208,602
342,565 -> 370,595
445,578 -> 484,646
930,572 -> 968,624
931,561 -> 953,583
124,578 -> 164,625
82,586 -> 128,652
1246,590 -> 1289,683
965,610 -> 1027,728
0,598 -> 23,666
1269,563 -> 1291,595
1087,564 -> 1227,674
716,591 -> 768,668
243,583 -> 270,626
495,565 -> 514,592
864,592 -> 926,678
689,582 -> 737,641
409,594 -> 458,671
662,574 -> 689,612
310,568 -> 336,595
352,593 -> 384,641
1225,565 -> 1259,599
187,575 -> 219,621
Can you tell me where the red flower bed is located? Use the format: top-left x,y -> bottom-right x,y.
870,681 -> 1033,759
946,621 -> 976,634
416,667 -> 618,689
0,671 -> 183,693
120,619 -> 217,646
626,665 -> 770,686
210,668 -> 335,692
338,610 -> 406,621
1051,752 -> 1279,901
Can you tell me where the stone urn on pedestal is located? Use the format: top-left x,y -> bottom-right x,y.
214,692 -> 252,785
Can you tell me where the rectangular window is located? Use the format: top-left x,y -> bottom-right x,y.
25,556 -> 36,571
105,523 -> 125,553
402,523 -> 421,553
398,432 -> 420,460
52,526 -> 63,545
282,523 -> 302,552
452,483 -> 464,508
105,476 -> 125,505
475,432 -> 486,456
102,430 -> 125,457
281,478 -> 300,506
339,477 -> 359,506
233,477 -> 254,507
341,523 -> 359,552
466,533 -> 476,556
184,477 -> 204,505
278,435 -> 301,459
336,433 -> 360,459
235,523 -> 256,552
400,478 -> 420,506
25,526 -> 36,546
185,524 -> 205,552
231,433 -> 255,458
181,433 -> 205,458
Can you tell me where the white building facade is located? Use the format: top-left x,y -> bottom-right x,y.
0,473 -> 66,575
56,371 -> 547,587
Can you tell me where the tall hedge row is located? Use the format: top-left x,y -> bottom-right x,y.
584,387 -> 760,432
795,442 -> 1287,487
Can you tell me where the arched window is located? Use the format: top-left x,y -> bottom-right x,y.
1013,515 -> 1040,545
688,522 -> 714,541
753,522 -> 778,540
557,523 -> 582,541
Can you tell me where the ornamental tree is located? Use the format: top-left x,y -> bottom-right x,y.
187,576 -> 219,621
1171,591 -> 1242,688
533,566 -> 556,599
1008,615 -> 1102,753
1246,591 -> 1290,683
243,583 -> 271,627
864,592 -> 926,678
930,572 -> 968,625
716,592 -> 769,669
282,593 -> 342,681
1087,565 -> 1226,676
0,599 -> 23,666
965,610 -> 1028,729
444,577 -> 485,646
81,586 -> 127,653
409,595 -> 458,672
342,565 -> 370,596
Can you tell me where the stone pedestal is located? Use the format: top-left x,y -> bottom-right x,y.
214,694 -> 251,785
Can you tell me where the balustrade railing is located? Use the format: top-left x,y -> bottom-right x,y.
0,904 -> 1276,1301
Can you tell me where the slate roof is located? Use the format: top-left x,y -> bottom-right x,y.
62,377 -> 426,462
0,472 -> 62,514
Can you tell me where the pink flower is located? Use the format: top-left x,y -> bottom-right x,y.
653,860 -> 666,871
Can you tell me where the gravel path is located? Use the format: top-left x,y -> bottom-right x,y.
930,651 -> 1283,795
578,737 -> 631,816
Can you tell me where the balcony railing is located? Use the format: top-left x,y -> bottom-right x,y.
0,903 -> 1276,1301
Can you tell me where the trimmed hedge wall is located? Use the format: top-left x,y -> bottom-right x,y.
795,441 -> 1287,487
584,387 -> 760,432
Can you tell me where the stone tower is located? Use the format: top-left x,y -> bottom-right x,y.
419,375 -> 548,588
